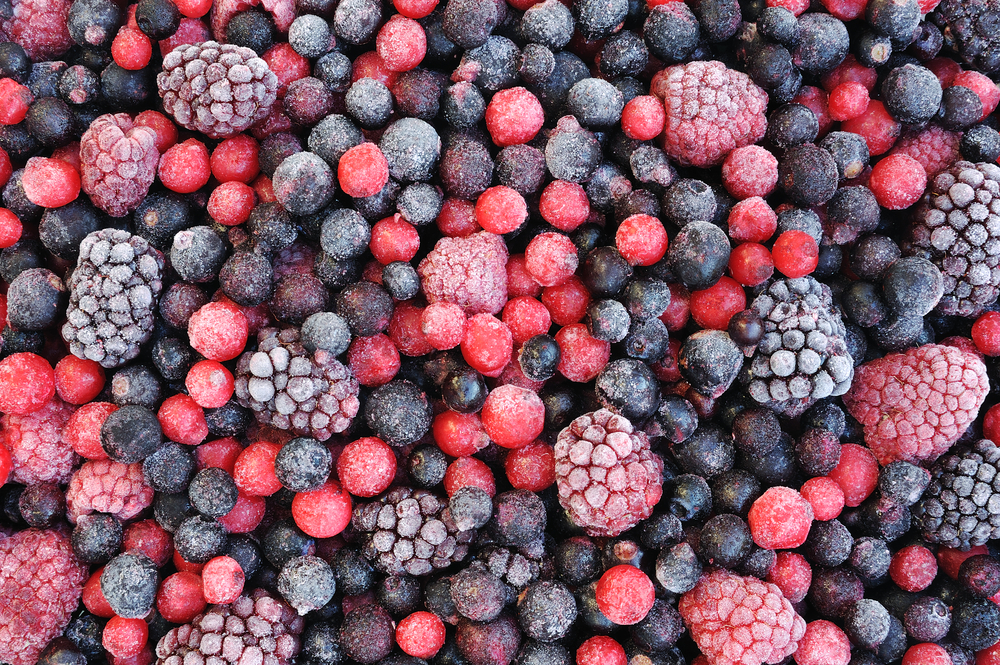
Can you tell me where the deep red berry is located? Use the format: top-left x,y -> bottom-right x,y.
504,440 -> 555,491
444,456 -> 495,497
210,134 -> 259,183
339,143 -> 390,199
501,296 -> 551,345
376,15 -> 426,72
767,551 -> 812,603
795,621 -> 850,665
0,353 -> 55,416
0,78 -> 32,125
748,486 -> 814,550
596,565 -> 656,625
485,87 -> 545,147
207,181 -> 256,226
292,480 -> 352,538
432,411 -> 489,457
158,393 -> 208,446
508,253 -> 543,298
22,157 -> 80,208
890,544 -> 937,592
690,276 -> 746,330
437,198 -> 479,237
729,242 -> 775,286
828,81 -> 869,121
542,277 -> 591,326
351,50 -> 399,88
827,443 -> 879,507
158,139 -> 211,194
421,302 -> 467,350
393,0 -> 438,18
799,477 -> 845,521
122,519 -> 173,568
188,301 -> 249,361
722,145 -> 778,199
822,55 -> 877,92
616,214 -> 668,267
461,313 -> 513,376
348,334 -> 400,387
389,301 -> 432,356
555,323 -> 610,383
772,230 -> 819,278
111,27 -> 152,70
525,232 -> 579,286
868,153 -> 926,210
54,355 -> 105,405
371,214 -> 420,264
134,110 -> 178,154
767,0 -> 809,14
621,95 -> 665,141
201,555 -> 245,604
262,42 -> 310,96
476,186 -> 528,234
972,311 -> 1000,355
337,436 -> 396,498
83,569 -> 115,618
0,208 -> 22,248
233,441 -> 283,496
217,492 -> 266,533
539,180 -> 590,232
196,436 -> 243,474
841,100 -> 901,155
902,644 -> 952,665
954,70 -> 1000,120
480,384 -> 545,449
103,617 -> 148,658
792,85 -> 834,137
156,572 -> 206,624
174,0 -> 211,17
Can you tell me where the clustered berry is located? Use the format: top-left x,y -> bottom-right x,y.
4,0 -> 1000,664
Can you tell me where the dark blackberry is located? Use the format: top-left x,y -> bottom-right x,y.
142,442 -> 194,493
110,364 -> 161,408
101,405 -> 162,464
697,513 -> 751,569
407,444 -> 448,488
174,514 -> 228,563
566,78 -> 624,128
25,97 -> 75,148
188,467 -> 238,518
843,598 -> 891,651
6,268 -> 66,332
710,469 -> 761,517
226,9 -> 275,54
667,222 -> 730,292
101,62 -> 153,111
68,0 -> 123,48
764,103 -> 819,151
933,0 -> 1000,71
731,406 -> 780,456
71,512 -> 122,563
159,282 -> 208,330
100,551 -> 158,618
18,482 -> 64,528
655,542 -> 702,594
795,428 -> 842,476
0,42 -> 29,83
517,580 -> 576,642
439,135 -> 495,200
803,518 -> 853,567
940,85 -> 983,131
959,554 -> 1000,597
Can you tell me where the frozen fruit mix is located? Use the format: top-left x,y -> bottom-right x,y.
4,0 -> 1000,664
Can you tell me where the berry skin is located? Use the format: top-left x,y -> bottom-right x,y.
794,620 -> 850,665
111,27 -> 152,70
767,551 -> 812,603
0,529 -> 88,665
596,565 -> 655,625
616,215 -> 668,267
652,60 -> 768,168
722,145 -> 778,199
555,323 -> 610,383
505,441 -> 555,491
525,232 -> 579,286
728,243 -> 774,287
827,443 -> 879,508
158,138 -> 212,194
337,436 -> 396,498
339,143 -> 389,199
973,311 -> 1000,355
679,569 -> 806,665
0,352 -> 55,416
728,198 -> 777,243
210,134 -> 259,183
890,544 -> 938,592
187,301 -> 249,362
54,356 -> 105,405
827,81 -> 869,121
291,480 -> 352,538
868,153 -> 927,210
842,343 -> 990,465
577,637 -> 627,665
799,477 -> 845,521
748,486 -> 814,550
841,100 -> 901,155
690,276 -> 746,330
2,0 -> 73,62
397,611 -> 446,659
485,87 -> 544,147
207,181 -> 255,226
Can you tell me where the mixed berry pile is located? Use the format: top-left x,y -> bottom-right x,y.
8,0 -> 1000,663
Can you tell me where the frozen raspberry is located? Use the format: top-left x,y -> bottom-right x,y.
651,60 -> 769,168
157,41 -> 279,139
678,569 -> 806,665
554,409 -> 664,537
0,528 -> 88,665
0,0 -> 73,61
418,231 -> 509,315
890,125 -> 961,177
80,114 -> 160,218
843,343 -> 990,465
1,395 -> 77,486
65,459 -> 154,523
210,0 -> 295,42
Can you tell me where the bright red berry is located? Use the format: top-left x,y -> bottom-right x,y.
158,138 -> 211,194
337,437 -> 396,498
292,480 -> 352,538
729,242 -> 775,287
868,153 -> 926,210
397,611 -> 446,659
767,551 -> 812,603
504,441 -> 555,492
772,230 -> 819,278
0,208 -> 21,248
890,544 -> 938,592
185,360 -> 234,408
370,214 -> 420,264
539,180 -> 590,232
444,456 -> 495,497
577,637 -> 627,665
795,621 -> 850,665
103,616 -> 148,658
111,27 -> 152,70
54,355 -> 105,405
596,565 -> 656,625
475,186 -> 528,234
187,301 -> 248,362
376,15 -> 426,72
690,276 -> 746,330
156,572 -> 206,624
542,276 -> 591,326
201,555 -> 245,604
480,384 -> 545,449
902,643 -> 952,665
972,311 -> 1000,355
827,443 -> 879,507
555,323 -> 610,383
748,486 -> 814,550
233,441 -> 282,496
841,100 -> 901,155
432,411 -> 489,457
722,145 -> 778,199
0,79 -> 32,125
525,232 -> 579,286
461,313 -> 513,376
339,143 -> 390,198
393,0 -> 438,18
485,87 -> 544,147
616,214 -> 668,267
437,198 -> 480,237
210,134 -> 259,183
195,437 -> 243,474
954,70 -> 1000,120
157,394 -> 208,446
0,353 -> 54,416
501,296 -> 551,345
207,181 -> 256,226
621,95 -> 665,141
348,334 -> 401,387
828,81 -> 869,121
22,157 -> 80,208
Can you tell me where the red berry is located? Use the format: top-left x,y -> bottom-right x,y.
480,384 -> 545,449
0,78 -> 32,124
103,617 -> 148,658
792,85 -> 834,137
938,544 -> 989,580
134,110 -> 177,154
475,186 -> 528,234
0,353 -> 55,416
201,555 -> 245,604
206,181 -> 256,226
828,81 -> 869,121
525,232 -> 579,286
339,143 -> 390,198
437,198 -> 479,237
292,480 -> 352,538
621,95 -> 665,141
690,276 -> 746,330
461,313 -> 513,376
0,208 -> 22,248
397,611 -> 446,659
22,157 -> 80,208
772,229 -> 819,278
555,323 -> 610,382
767,0 -> 809,13
210,134 -> 259,183
421,302 -> 467,350
799,476 -> 845,521
111,27 -> 152,70
985,403 -> 1000,442
195,436 -> 243,474
262,42 -> 310,96
501,296 -> 551,345
507,253 -> 543,298
444,456 -> 495,497
348,334 -> 401,387
504,441 -> 555,491
953,70 -> 1000,120
972,311 -> 1000,355
542,276 -> 591,326
174,0 -> 211,17
370,214 -> 420,264
65,402 -> 117,460
748,486 -> 814,550
218,492 -> 266,533
827,443 -> 879,507
123,519 -> 173,568
577,637 -> 627,665
728,197 -> 778,243
233,441 -> 282,496
351,50 -> 399,88
485,87 -> 544,147
767,551 -> 812,603
337,436 -> 396,498
185,360 -> 234,408
795,621 -> 850,665
432,411 -> 489,457
158,138 -> 211,194
903,644 -> 952,665
0,147 -> 12,190
660,283 -> 691,331
722,145 -> 778,199
83,569 -> 116,618
616,214 -> 668,267
841,100 -> 901,156
868,153 -> 926,210
187,301 -> 248,361
596,565 -> 656,625
376,15 -> 426,72
819,0 -> 868,20
156,572 -> 206,624
393,0 -> 438,18
729,242 -> 775,286
157,394 -> 208,446
822,56 -> 878,92
54,355 -> 105,405
539,180 -> 590,232
890,544 -> 937,592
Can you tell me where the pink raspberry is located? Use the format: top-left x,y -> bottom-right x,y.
80,114 -> 160,217
722,145 -> 779,199
890,125 -> 961,177
679,569 -> 806,665
1,395 -> 77,486
65,459 -> 154,523
0,0 -> 72,61
418,231 -> 509,315
842,343 -> 990,465
652,60 -> 769,168
0,528 -> 88,665
554,409 -> 664,537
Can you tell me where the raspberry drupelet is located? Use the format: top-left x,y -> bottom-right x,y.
65,459 -> 154,523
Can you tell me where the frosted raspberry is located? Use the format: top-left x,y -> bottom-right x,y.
210,0 -> 295,42
0,0 -> 73,61
418,231 -> 509,315
843,343 -> 990,465
652,60 -> 769,168
890,125 -> 961,177
1,395 -> 77,485
65,458 -> 154,523
80,114 -> 160,217
554,409 -> 664,537
0,529 -> 87,665
679,569 -> 806,665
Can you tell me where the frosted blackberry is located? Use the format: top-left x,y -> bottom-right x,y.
913,439 -> 1000,550
933,0 -> 1000,72
475,544 -> 545,594
742,276 -> 854,417
351,486 -> 478,576
157,40 -> 279,139
234,326 -> 360,441
155,588 -> 304,665
906,160 -> 1000,317
62,229 -> 165,368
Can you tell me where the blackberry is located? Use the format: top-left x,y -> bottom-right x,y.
352,487 -> 477,576
234,326 -> 360,441
913,439 -> 1000,549
932,0 -> 1000,72
477,544 -> 545,593
157,41 -> 279,139
742,276 -> 854,417
62,228 -> 165,368
155,589 -> 303,665
907,160 -> 1000,317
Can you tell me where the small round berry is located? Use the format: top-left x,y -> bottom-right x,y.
291,480 -> 352,538
376,15 -> 426,72
827,443 -> 878,507
868,153 -> 926,210
0,353 -> 54,415
461,313 -> 513,376
973,311 -> 1000,356
233,441 -> 283,496
767,551 -> 812,603
396,611 -> 446,659
201,555 -> 244,604
539,180 -> 590,232
480,384 -> 545,449
158,138 -> 211,194
728,242 -> 775,287
772,229 -> 819,278
795,620 -> 850,665
444,456 -> 495,497
828,81 -> 869,121
55,356 -> 105,405
421,302 -> 466,350
274,436 -> 333,493
525,232 -> 579,286
902,644 -> 952,665
185,360 -> 234,409
337,437 -> 396,498
339,143 -> 389,199
102,616 -> 148,658
207,182 -> 256,226
690,276 -> 746,330
577,636 -> 627,665
747,486 -> 814,550
187,302 -> 249,362
210,135 -> 259,183
0,208 -> 22,248
800,477 -> 845,521
616,214 -> 668,267
621,95 -> 665,141
505,441 -> 555,492
596,565 -> 655,625
475,186 -> 527,234
21,157 -> 80,208
486,87 -> 544,147
722,145 -> 778,199
890,544 -> 937,592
